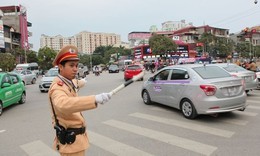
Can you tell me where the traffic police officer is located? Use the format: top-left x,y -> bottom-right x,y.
48,45 -> 111,156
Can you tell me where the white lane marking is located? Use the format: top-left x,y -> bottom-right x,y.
150,107 -> 258,122
88,131 -> 153,156
219,118 -> 248,126
130,112 -> 234,138
20,140 -> 59,156
235,111 -> 258,116
246,100 -> 260,104
247,105 -> 260,110
104,120 -> 217,156
0,130 -> 6,133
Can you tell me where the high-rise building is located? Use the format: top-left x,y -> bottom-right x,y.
40,31 -> 121,54
161,20 -> 193,31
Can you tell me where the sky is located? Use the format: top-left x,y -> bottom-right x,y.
1,0 -> 260,51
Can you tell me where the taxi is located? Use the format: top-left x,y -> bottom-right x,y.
0,72 -> 26,116
141,64 -> 247,119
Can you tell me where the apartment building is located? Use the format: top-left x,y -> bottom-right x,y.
40,31 -> 121,54
0,5 -> 32,53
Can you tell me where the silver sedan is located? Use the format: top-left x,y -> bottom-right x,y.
215,63 -> 258,93
141,64 -> 247,119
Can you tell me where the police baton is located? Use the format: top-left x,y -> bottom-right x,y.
109,71 -> 145,96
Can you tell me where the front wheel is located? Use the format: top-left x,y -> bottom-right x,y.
142,90 -> 152,105
180,99 -> 197,119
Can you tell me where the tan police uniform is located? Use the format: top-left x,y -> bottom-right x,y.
48,45 -> 97,155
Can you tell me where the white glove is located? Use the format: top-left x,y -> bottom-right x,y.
95,93 -> 111,104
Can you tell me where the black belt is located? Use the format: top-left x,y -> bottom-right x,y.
67,127 -> 85,135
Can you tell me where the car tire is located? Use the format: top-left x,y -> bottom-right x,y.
180,99 -> 197,119
142,90 -> 152,105
0,102 -> 3,116
83,72 -> 87,78
31,78 -> 36,84
19,92 -> 26,104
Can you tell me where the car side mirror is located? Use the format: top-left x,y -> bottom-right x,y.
2,82 -> 11,88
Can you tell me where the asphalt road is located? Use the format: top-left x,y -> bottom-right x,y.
0,71 -> 260,156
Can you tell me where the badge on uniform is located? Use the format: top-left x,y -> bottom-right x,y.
57,81 -> 64,86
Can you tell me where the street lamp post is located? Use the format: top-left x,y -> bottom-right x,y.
90,52 -> 93,72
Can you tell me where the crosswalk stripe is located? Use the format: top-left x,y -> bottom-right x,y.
247,99 -> 260,104
247,105 -> 260,110
88,131 -> 153,156
234,111 -> 258,116
218,118 -> 248,126
0,130 -> 6,133
129,112 -> 234,138
104,120 -> 217,156
20,140 -> 59,156
150,106 -> 257,118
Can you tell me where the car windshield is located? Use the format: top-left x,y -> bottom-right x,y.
109,65 -> 118,68
46,69 -> 58,77
192,66 -> 231,79
12,70 -> 25,75
222,64 -> 247,72
127,65 -> 141,70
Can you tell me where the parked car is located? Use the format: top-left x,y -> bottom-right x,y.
39,67 -> 58,92
0,72 -> 26,116
124,64 -> 144,81
12,70 -> 37,85
78,63 -> 89,78
108,64 -> 120,73
256,67 -> 260,89
141,64 -> 247,119
215,63 -> 258,93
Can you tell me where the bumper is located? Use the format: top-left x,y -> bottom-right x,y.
39,83 -> 51,91
194,93 -> 247,114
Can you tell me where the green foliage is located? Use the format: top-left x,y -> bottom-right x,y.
0,53 -> 16,71
27,50 -> 38,63
93,45 -> 132,64
149,34 -> 177,56
198,33 -> 233,58
37,46 -> 57,71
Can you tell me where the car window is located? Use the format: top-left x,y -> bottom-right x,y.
127,65 -> 141,70
222,64 -> 247,72
46,69 -> 59,77
27,70 -> 32,74
2,75 -> 11,84
154,69 -> 170,80
171,69 -> 189,80
10,75 -> 19,84
21,71 -> 26,75
193,66 -> 231,79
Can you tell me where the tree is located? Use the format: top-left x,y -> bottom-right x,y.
37,46 -> 57,71
0,53 -> 16,71
198,33 -> 233,58
149,34 -> 177,56
27,50 -> 38,63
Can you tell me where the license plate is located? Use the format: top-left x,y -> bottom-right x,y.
228,87 -> 237,96
244,76 -> 252,82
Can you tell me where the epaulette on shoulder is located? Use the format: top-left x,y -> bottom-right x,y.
57,81 -> 64,86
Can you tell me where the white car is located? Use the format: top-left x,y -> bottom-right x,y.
215,63 -> 258,93
13,70 -> 37,85
256,67 -> 260,89
39,67 -> 58,92
141,64 -> 247,119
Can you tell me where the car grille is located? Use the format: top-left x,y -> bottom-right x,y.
43,83 -> 52,88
